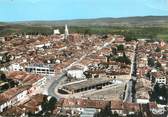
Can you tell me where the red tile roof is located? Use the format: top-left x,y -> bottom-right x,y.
59,98 -> 110,109
0,85 -> 31,105
7,71 -> 43,85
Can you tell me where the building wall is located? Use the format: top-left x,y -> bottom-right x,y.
0,76 -> 47,113
136,99 -> 149,104
33,77 -> 47,88
111,110 -> 123,115
155,77 -> 166,84
25,66 -> 55,76
8,64 -> 23,71
16,90 -> 28,103
0,102 -> 8,112
0,90 -> 28,112
30,77 -> 47,95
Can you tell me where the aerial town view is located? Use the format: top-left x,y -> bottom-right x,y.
0,0 -> 168,117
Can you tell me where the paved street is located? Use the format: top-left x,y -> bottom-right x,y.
124,43 -> 137,102
47,73 -> 66,99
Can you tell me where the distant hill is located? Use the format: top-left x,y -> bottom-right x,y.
9,16 -> 168,27
1,16 -> 168,39
0,22 -> 7,26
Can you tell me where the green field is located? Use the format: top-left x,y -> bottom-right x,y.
157,34 -> 168,40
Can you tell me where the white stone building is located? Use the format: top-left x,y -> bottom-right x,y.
25,64 -> 55,76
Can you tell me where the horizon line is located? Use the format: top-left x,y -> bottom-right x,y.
1,15 -> 168,23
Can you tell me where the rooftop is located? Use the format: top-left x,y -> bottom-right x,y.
0,85 -> 31,105
62,77 -> 113,91
26,64 -> 55,69
58,98 -> 110,109
6,71 -> 43,85
151,71 -> 166,78
1,94 -> 46,116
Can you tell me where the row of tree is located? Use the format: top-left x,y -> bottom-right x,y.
1,26 -> 168,41
0,71 -> 18,92
28,96 -> 57,116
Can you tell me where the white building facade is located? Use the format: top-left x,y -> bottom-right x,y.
25,64 -> 55,76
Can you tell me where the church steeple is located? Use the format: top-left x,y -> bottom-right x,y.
64,24 -> 69,39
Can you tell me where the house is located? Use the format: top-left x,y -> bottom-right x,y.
7,71 -> 47,95
25,64 -> 55,76
8,63 -> 24,71
111,100 -> 141,116
0,85 -> 31,112
136,90 -> 150,104
80,108 -> 97,117
0,71 -> 47,113
159,59 -> 168,70
1,94 -> 46,116
151,72 -> 167,85
0,37 -> 5,42
136,67 -> 151,78
19,94 -> 45,114
114,35 -> 125,44
123,102 -> 140,115
160,41 -> 166,47
53,29 -> 60,35
57,98 -> 110,117
149,102 -> 166,115
35,42 -> 51,50
59,99 -> 111,108
138,56 -> 148,68
67,69 -> 86,79
111,100 -> 123,115
135,78 -> 151,104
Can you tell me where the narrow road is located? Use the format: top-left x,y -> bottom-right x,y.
124,43 -> 137,102
47,73 -> 66,99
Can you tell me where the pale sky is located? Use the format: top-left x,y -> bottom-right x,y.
0,0 -> 168,21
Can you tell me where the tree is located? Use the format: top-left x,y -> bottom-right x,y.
148,58 -> 155,67
115,53 -> 131,65
47,97 -> 57,112
84,28 -> 92,35
124,35 -> 137,42
83,71 -> 92,79
145,71 -> 151,79
94,103 -> 113,117
117,45 -> 124,51
0,71 -> 7,81
105,53 -> 116,63
39,96 -> 57,116
162,54 -> 166,59
155,47 -> 161,52
151,84 -> 168,105
155,61 -> 161,69
112,47 -> 117,55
